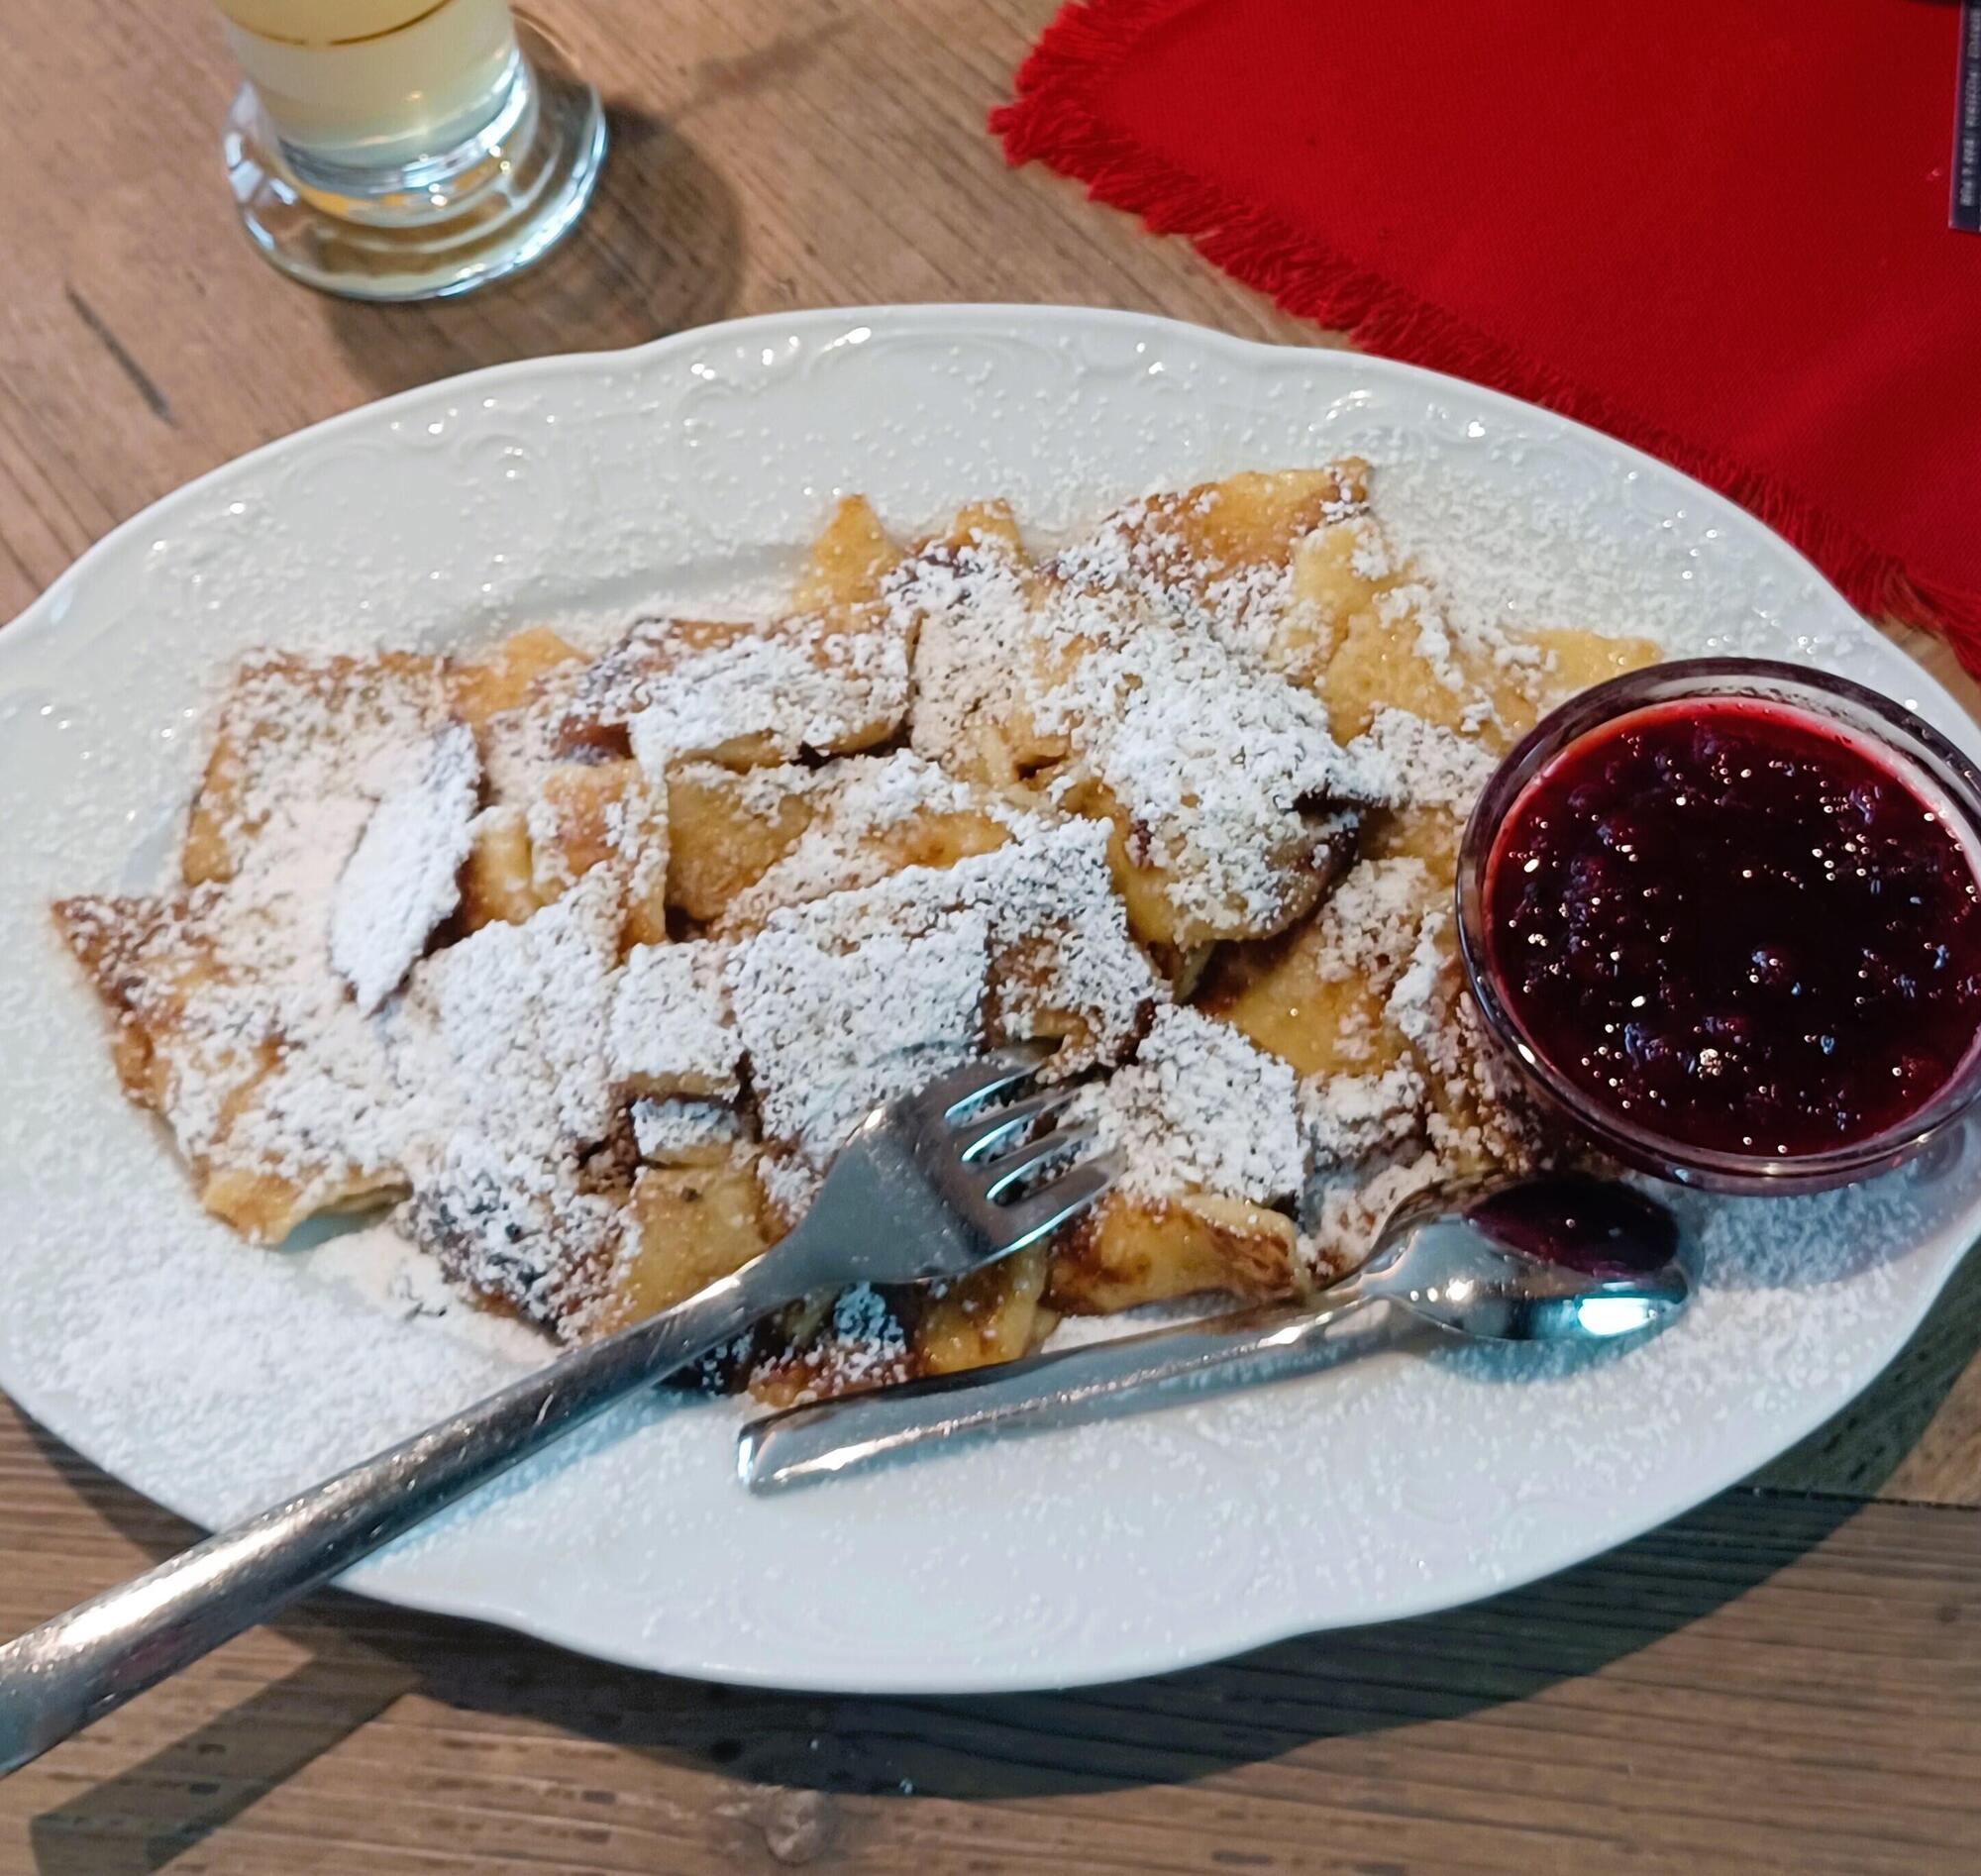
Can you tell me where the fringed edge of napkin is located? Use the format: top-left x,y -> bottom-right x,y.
990,0 -> 1981,671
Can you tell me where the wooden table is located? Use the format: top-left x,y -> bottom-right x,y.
5,3 -> 1981,1869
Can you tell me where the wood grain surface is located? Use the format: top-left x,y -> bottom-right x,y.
3,1 -> 1979,1869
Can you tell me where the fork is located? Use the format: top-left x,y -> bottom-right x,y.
0,1041 -> 1115,1778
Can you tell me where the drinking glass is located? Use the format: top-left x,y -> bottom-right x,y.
217,1 -> 607,301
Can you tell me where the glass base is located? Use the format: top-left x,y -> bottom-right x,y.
223,15 -> 606,303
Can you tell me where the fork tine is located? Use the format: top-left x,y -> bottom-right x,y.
955,1088 -> 1079,1161
982,1123 -> 1099,1200
921,1038 -> 1058,1120
990,1151 -> 1122,1251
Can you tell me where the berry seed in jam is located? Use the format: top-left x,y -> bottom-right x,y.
1483,699 -> 1981,1159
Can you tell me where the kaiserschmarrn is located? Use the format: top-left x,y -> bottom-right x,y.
53,466 -> 1658,1402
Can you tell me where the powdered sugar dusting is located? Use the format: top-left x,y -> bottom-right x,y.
331,720 -> 481,1014
717,750 -> 1042,926
897,504 -> 1392,940
1347,708 -> 1499,815
1301,1062 -> 1427,1165
1041,521 -> 1389,933
897,536 -> 1038,767
52,656 -> 461,1230
1092,1004 -> 1302,1203
937,817 -> 1160,1063
608,941 -> 739,1097
3,309 -> 1981,1704
574,612 -> 910,770
10,311 -> 1978,1699
390,878 -> 622,1324
728,905 -> 989,1177
1314,859 -> 1431,996
402,878 -> 619,1156
631,1096 -> 746,1162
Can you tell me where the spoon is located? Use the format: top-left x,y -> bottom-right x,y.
739,1174 -> 1691,1492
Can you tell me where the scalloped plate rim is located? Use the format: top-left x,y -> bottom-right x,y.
0,303 -> 1972,1694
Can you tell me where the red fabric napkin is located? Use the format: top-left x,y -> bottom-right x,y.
992,0 -> 1981,665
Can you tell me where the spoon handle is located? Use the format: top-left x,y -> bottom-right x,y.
739,1282 -> 1378,1492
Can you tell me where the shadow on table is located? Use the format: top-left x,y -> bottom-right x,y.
321,101 -> 744,398
20,1241 -> 1981,1872
318,11 -> 858,394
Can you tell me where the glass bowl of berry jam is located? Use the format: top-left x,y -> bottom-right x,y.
1457,659 -> 1981,1193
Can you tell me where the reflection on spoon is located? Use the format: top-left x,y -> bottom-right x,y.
740,1174 -> 1693,1491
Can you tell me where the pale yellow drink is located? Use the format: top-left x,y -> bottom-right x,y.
216,0 -> 519,169
213,0 -> 605,300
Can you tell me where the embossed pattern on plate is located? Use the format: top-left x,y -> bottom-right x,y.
0,307 -> 1974,1693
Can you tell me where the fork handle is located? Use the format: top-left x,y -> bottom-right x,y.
0,1250 -> 794,1778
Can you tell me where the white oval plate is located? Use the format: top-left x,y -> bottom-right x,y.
2,306 -> 1974,1695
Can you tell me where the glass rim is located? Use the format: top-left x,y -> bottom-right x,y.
1454,657 -> 1981,1194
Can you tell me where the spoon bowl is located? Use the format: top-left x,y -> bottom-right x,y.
1362,1176 -> 1691,1343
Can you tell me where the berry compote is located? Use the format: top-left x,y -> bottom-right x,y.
1483,699 -> 1981,1159
1467,1178 -> 1680,1277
